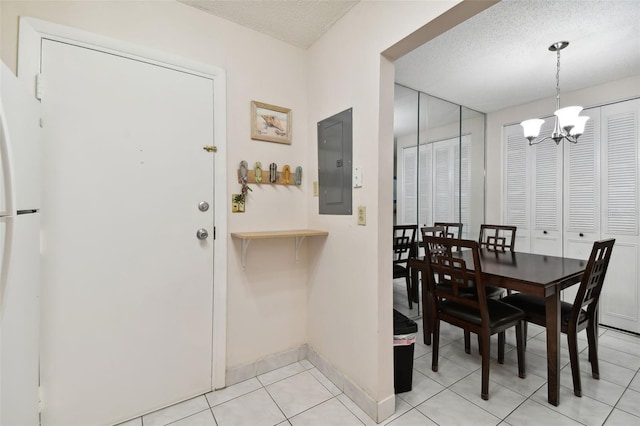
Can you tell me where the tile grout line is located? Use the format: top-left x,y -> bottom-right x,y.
605,369 -> 640,421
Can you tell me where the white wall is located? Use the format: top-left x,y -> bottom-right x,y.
0,0 -> 309,372
305,0 -> 464,417
1,0 -> 501,421
486,75 -> 640,224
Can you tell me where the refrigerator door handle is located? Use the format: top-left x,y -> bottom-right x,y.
1,96 -> 18,306
0,99 -> 17,217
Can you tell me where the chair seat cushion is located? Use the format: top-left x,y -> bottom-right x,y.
393,264 -> 408,278
440,299 -> 525,329
501,293 -> 587,327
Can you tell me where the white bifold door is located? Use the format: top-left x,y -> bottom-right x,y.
39,39 -> 216,425
503,99 -> 640,333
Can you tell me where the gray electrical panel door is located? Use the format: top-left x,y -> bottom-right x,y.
318,108 -> 352,215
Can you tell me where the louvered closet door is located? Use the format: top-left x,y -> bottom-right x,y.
563,108 -> 600,302
504,124 -> 531,252
401,145 -> 418,224
599,99 -> 640,333
432,136 -> 469,232
454,137 -> 470,239
433,142 -> 453,223
418,143 -> 433,228
531,119 -> 563,255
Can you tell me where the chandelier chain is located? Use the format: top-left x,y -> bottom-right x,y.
556,48 -> 561,107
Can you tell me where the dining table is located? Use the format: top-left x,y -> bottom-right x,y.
413,248 -> 588,406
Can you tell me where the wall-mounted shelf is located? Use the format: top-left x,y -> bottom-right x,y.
231,229 -> 329,268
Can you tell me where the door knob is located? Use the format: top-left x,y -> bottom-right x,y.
198,201 -> 210,212
196,228 -> 209,240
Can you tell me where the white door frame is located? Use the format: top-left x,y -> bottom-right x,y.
16,17 -> 228,390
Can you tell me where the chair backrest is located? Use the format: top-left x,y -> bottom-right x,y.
478,224 -> 517,251
571,238 -> 615,323
433,222 -> 463,239
421,236 -> 488,319
419,226 -> 445,250
393,225 -> 417,265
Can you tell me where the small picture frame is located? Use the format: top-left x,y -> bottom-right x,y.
251,101 -> 292,145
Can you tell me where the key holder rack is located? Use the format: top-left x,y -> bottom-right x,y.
237,166 -> 302,186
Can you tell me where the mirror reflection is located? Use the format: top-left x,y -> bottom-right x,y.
393,84 -> 486,319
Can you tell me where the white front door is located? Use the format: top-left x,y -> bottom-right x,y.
39,39 -> 215,425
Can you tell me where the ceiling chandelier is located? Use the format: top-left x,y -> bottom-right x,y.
520,41 -> 589,146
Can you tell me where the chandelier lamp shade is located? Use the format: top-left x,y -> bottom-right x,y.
521,41 -> 590,146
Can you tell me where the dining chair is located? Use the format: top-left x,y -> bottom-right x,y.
393,225 -> 418,309
457,223 -> 515,351
419,226 -> 445,250
502,238 -> 615,397
418,226 -> 446,344
418,236 -> 526,400
478,224 -> 517,251
433,222 -> 463,239
419,226 -> 504,348
478,224 -> 517,299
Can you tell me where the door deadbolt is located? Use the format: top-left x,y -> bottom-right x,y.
198,201 -> 210,212
196,228 -> 209,240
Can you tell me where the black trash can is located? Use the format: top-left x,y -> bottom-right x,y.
393,309 -> 418,393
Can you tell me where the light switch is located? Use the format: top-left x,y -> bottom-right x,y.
357,205 -> 366,226
353,166 -> 363,188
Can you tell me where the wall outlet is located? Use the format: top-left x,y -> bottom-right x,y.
357,205 -> 366,226
313,181 -> 319,196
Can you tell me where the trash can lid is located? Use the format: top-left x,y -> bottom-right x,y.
393,309 -> 418,335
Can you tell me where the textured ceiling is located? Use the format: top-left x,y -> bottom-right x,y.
178,0 -> 358,49
395,0 -> 640,116
177,0 -> 640,138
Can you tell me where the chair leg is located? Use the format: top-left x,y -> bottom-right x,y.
480,332 -> 491,400
586,319 -> 600,380
464,330 -> 471,354
423,296 -> 433,345
567,328 -> 582,397
405,275 -> 413,309
498,332 -> 505,364
515,321 -> 526,379
477,334 -> 482,355
432,319 -> 440,372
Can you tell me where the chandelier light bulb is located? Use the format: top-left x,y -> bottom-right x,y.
521,119 -> 545,139
570,115 -> 590,136
555,106 -> 583,132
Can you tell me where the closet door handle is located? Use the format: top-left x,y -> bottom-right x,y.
579,233 -> 584,237
543,230 -> 548,235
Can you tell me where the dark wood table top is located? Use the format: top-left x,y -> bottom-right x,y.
454,249 -> 588,295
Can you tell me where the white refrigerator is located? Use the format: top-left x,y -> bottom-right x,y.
0,61 -> 42,425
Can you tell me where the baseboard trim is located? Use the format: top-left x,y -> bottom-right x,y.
307,346 -> 395,423
225,344 -> 308,387
225,344 -> 394,423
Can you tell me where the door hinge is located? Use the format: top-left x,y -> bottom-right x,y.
35,74 -> 44,101
203,145 -> 217,153
213,226 -> 216,240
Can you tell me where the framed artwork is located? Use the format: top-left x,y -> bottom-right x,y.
251,101 -> 292,144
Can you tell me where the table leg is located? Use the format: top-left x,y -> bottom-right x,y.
545,291 -> 561,406
411,265 -> 419,304
422,273 -> 432,345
